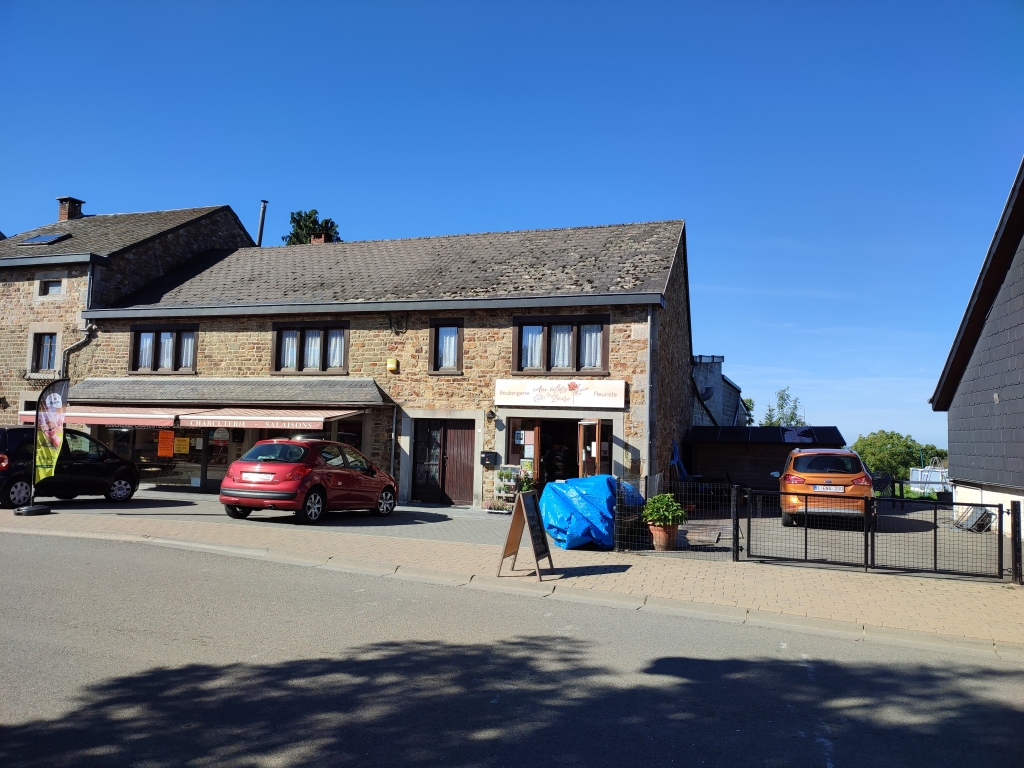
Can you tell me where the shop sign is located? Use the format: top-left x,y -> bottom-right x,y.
494,379 -> 626,409
211,427 -> 231,446
173,437 -> 191,455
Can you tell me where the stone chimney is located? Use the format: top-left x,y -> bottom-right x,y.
309,232 -> 326,245
57,196 -> 86,221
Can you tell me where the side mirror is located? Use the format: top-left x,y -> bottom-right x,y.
770,471 -> 781,479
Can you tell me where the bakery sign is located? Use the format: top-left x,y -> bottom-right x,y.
494,379 -> 626,409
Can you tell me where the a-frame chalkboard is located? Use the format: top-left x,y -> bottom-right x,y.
496,491 -> 554,582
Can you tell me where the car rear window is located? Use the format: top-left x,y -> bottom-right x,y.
240,443 -> 309,463
792,454 -> 863,474
0,429 -> 33,454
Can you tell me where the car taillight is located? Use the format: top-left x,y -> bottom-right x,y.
0,453 -> 7,470
283,465 -> 312,481
852,476 -> 872,486
783,473 -> 805,484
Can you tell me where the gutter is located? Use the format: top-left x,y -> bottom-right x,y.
83,291 -> 668,320
0,252 -> 105,268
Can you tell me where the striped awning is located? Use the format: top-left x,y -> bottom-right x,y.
19,406 -> 360,430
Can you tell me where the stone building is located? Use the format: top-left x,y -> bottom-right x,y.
50,220 -> 694,506
0,197 -> 253,422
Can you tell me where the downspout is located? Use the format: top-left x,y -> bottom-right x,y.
645,306 -> 654,478
60,324 -> 96,379
390,405 -> 397,476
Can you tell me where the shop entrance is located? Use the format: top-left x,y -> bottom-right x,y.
412,419 -> 475,505
506,418 -> 613,487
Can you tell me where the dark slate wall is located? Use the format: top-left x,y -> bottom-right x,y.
948,231 -> 1024,487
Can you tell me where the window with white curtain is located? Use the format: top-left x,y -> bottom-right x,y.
580,324 -> 602,368
279,330 -> 298,369
137,332 -> 154,369
327,329 -> 345,368
437,327 -> 459,369
131,327 -> 197,372
302,330 -> 322,370
514,316 -> 607,373
550,325 -> 573,368
521,325 -> 543,369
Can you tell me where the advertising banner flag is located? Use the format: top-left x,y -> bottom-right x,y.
34,379 -> 70,485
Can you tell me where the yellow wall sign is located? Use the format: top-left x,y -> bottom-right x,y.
174,438 -> 191,455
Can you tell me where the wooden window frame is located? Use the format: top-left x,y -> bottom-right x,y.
511,314 -> 611,376
128,324 -> 199,375
271,321 -> 350,375
428,318 -> 464,376
32,332 -> 58,372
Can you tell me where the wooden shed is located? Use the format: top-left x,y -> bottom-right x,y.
684,426 -> 847,490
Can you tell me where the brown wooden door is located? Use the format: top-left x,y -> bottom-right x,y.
442,420 -> 474,505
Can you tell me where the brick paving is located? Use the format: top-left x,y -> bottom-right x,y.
3,503 -> 1022,645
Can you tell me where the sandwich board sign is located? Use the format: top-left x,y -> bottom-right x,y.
496,491 -> 554,581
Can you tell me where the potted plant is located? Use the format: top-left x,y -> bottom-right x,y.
643,493 -> 688,551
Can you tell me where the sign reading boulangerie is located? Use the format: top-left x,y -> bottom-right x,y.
494,379 -> 625,409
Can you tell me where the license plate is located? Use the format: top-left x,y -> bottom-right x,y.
813,485 -> 845,493
242,472 -> 274,482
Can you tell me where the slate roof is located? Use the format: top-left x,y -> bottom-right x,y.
932,157 -> 1024,411
99,220 -> 684,313
0,206 -> 229,260
70,377 -> 387,406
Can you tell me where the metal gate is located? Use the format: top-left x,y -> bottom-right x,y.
746,490 -> 1005,579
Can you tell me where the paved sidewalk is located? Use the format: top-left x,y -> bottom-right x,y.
3,505 -> 1022,649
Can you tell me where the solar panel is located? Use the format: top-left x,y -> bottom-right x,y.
19,233 -> 69,245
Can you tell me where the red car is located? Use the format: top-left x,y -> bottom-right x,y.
219,439 -> 397,524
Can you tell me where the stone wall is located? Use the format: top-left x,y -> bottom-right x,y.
95,208 -> 252,307
78,305 -> 655,500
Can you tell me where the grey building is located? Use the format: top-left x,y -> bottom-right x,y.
931,157 -> 1024,534
690,355 -> 750,428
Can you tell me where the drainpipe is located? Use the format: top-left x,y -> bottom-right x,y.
390,405 -> 397,476
60,324 -> 97,379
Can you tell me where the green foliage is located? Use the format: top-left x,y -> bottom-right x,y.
282,209 -> 342,245
642,494 -> 689,526
518,473 -> 536,493
741,397 -> 756,426
851,430 -> 948,481
759,387 -> 806,426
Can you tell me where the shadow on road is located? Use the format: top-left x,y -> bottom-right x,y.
2,638 -> 1021,767
44,498 -> 198,511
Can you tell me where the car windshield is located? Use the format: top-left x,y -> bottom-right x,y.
793,454 -> 863,474
240,443 -> 308,463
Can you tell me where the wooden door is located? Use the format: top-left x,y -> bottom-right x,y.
578,421 -> 598,478
413,419 -> 444,502
442,420 -> 474,505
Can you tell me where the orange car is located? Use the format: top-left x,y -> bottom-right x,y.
770,449 -> 873,526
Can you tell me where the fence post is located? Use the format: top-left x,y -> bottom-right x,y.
864,498 -> 870,573
731,486 -> 739,562
933,500 -> 938,573
803,494 -> 809,562
1012,501 -> 1023,586
746,492 -> 753,558
997,504 -> 1004,580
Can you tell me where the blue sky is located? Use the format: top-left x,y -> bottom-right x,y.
2,2 -> 1022,447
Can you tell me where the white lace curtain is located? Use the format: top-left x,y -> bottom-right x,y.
137,332 -> 154,369
551,325 -> 572,368
521,325 -> 543,368
179,332 -> 195,369
303,330 -> 321,370
437,327 -> 458,369
158,332 -> 175,370
581,324 -> 602,368
280,330 -> 298,369
327,329 -> 345,368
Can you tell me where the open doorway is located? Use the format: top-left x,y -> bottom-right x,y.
506,417 -> 613,489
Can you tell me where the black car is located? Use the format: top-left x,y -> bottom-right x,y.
0,427 -> 140,508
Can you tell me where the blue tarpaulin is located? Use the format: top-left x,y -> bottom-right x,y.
539,475 -> 639,550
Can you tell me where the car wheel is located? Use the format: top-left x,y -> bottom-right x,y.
2,478 -> 32,508
224,504 -> 251,519
104,475 -> 136,502
782,513 -> 796,527
296,488 -> 325,524
374,487 -> 396,516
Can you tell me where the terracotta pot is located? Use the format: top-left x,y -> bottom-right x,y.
647,522 -> 679,552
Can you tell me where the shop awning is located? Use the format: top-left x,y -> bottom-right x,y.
18,406 -> 206,427
177,408 -> 360,430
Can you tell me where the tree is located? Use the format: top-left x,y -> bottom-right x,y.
851,431 -> 947,480
759,387 -> 806,426
741,397 -> 756,426
281,209 -> 342,245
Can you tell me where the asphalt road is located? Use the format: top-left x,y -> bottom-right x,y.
2,534 -> 1023,767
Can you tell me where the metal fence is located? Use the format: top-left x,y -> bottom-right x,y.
614,475 -> 739,561
745,490 -> 1005,579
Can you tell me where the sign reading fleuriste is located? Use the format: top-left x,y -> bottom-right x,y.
494,379 -> 626,409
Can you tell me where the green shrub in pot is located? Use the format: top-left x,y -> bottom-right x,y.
642,494 -> 689,526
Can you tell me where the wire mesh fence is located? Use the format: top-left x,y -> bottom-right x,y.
614,474 -> 738,560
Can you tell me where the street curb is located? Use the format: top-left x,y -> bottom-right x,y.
548,585 -> 645,610
3,524 -> 1021,659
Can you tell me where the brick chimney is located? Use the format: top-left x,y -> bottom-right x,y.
57,196 -> 86,221
309,232 -> 326,245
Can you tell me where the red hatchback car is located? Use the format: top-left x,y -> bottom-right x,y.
219,439 -> 397,524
